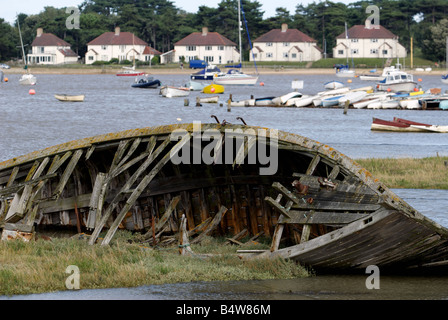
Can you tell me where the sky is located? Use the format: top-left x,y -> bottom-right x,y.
1,0 -> 355,24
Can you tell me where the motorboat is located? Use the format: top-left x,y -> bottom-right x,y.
376,70 -> 417,92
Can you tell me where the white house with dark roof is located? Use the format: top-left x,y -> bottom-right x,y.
251,24 -> 323,62
173,27 -> 238,65
27,28 -> 79,65
333,21 -> 407,59
85,27 -> 160,64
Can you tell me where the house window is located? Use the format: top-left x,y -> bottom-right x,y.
351,39 -> 358,43
205,46 -> 212,51
253,53 -> 258,59
266,53 -> 273,58
266,42 -> 273,47
218,46 -> 224,51
283,42 -> 290,47
40,47 -> 45,53
283,52 -> 289,58
292,53 -> 297,59
338,50 -> 344,55
119,45 -> 126,52
351,49 -> 359,55
88,56 -> 94,61
382,50 -> 388,55
102,45 -> 107,50
205,56 -> 214,62
370,49 -> 378,54
371,39 -> 378,43
187,46 -> 196,51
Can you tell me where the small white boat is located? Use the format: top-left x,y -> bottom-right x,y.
318,87 -> 350,97
272,92 -> 302,105
160,85 -> 190,98
19,74 -> 37,86
367,101 -> 382,109
295,95 -> 318,108
228,99 -> 255,107
185,80 -> 207,91
255,97 -> 275,106
404,100 -> 422,110
336,68 -> 355,78
338,91 -> 368,106
197,96 -> 219,104
411,125 -> 448,133
381,99 -> 400,109
54,94 -> 85,102
353,98 -> 381,109
322,95 -> 345,107
324,81 -> 344,90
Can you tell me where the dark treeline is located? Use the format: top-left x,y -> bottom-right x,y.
1,0 -> 448,63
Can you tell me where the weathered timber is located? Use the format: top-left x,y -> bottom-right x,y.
0,123 -> 446,272
144,195 -> 180,238
179,214 -> 193,256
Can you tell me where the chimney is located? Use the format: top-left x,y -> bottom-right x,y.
202,27 -> 208,36
115,27 -> 120,36
281,24 -> 288,32
37,28 -> 43,37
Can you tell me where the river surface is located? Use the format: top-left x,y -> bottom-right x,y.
0,71 -> 447,300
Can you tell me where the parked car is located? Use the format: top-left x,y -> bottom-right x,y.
0,63 -> 10,69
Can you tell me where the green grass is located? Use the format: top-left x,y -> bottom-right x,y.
356,156 -> 448,189
0,232 -> 310,296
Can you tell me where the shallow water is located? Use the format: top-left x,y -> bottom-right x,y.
0,71 -> 447,300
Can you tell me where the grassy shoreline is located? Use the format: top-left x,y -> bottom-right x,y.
356,156 -> 448,189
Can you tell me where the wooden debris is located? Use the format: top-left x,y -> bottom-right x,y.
178,214 -> 193,256
191,206 -> 227,244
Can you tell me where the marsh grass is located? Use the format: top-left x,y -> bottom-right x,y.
0,231 -> 310,296
356,157 -> 448,189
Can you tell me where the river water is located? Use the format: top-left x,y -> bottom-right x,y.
0,71 -> 447,300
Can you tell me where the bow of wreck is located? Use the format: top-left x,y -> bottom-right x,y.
0,122 -> 447,272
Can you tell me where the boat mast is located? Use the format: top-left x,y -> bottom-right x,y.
238,0 -> 242,70
17,17 -> 28,72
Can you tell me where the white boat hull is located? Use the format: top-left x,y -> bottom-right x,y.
377,82 -> 417,92
213,75 -> 258,86
54,94 -> 85,102
160,86 -> 190,98
19,74 -> 37,85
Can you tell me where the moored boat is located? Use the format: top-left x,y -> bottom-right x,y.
203,84 -> 224,94
54,94 -> 85,102
160,85 -> 190,98
376,70 -> 417,92
131,76 -> 161,89
371,117 -> 434,132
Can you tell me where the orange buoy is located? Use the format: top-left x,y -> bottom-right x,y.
414,88 -> 418,92
418,78 -> 423,82
4,77 -> 8,82
29,89 -> 36,95
387,88 -> 391,92
260,82 -> 264,86
347,79 -> 352,83
211,86 -> 216,93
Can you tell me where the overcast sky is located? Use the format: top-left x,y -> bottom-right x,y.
1,0 -> 354,24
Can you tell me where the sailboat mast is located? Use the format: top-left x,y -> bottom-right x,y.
17,17 -> 27,68
238,0 -> 242,69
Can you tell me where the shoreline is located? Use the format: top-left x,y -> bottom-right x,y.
4,66 -> 447,76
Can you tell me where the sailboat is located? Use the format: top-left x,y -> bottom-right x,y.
213,0 -> 258,86
336,22 -> 355,78
116,34 -> 145,76
17,17 -> 36,85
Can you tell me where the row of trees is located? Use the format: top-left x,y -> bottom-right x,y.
1,0 -> 448,63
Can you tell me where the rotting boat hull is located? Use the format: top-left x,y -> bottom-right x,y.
0,123 -> 447,272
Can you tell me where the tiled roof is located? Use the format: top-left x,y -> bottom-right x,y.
174,32 -> 236,47
88,32 -> 147,46
143,46 -> 162,55
337,25 -> 397,39
254,29 -> 317,43
31,33 -> 71,47
59,48 -> 78,57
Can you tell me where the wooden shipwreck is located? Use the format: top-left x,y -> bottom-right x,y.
0,122 -> 447,272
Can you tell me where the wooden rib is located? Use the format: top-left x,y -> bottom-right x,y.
52,150 -> 83,198
191,206 -> 228,244
328,165 -> 340,180
306,154 -> 321,176
100,134 -> 191,246
87,172 -> 106,229
144,195 -> 180,238
6,167 -> 19,187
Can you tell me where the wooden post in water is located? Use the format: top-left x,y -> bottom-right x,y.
184,99 -> 189,106
343,100 -> 350,115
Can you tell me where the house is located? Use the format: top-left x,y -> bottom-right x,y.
27,28 -> 79,65
85,27 -> 160,64
251,24 -> 323,62
173,27 -> 238,65
333,21 -> 406,59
